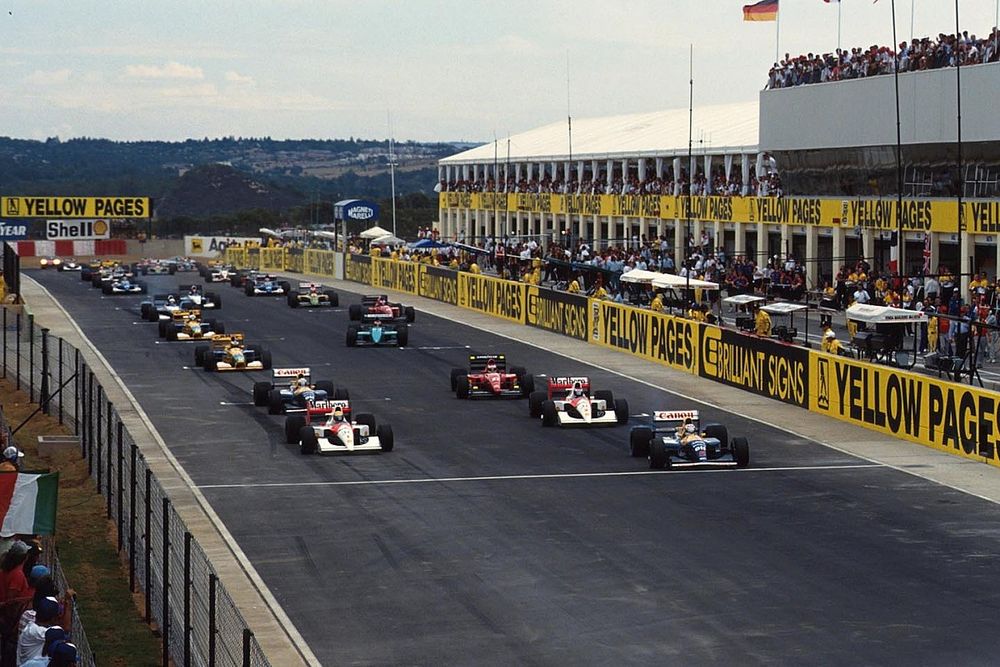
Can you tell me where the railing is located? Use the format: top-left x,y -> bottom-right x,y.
1,305 -> 272,667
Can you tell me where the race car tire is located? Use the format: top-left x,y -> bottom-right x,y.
314,381 -> 335,396
378,424 -> 394,452
230,276 -> 240,288
168,265 -> 176,275
732,437 -> 750,468
510,366 -> 526,380
207,293 -> 221,309
397,326 -> 409,347
102,283 -> 113,295
284,415 -> 305,445
405,306 -> 416,323
346,326 -> 358,347
138,282 -> 148,294
204,358 -> 219,372
213,321 -> 226,334
528,391 -> 546,418
252,382 -> 271,407
287,294 -> 299,308
326,291 -> 339,307
194,345 -> 209,367
165,327 -> 178,342
280,281 -> 292,294
703,423 -> 729,449
244,284 -> 254,296
92,276 -> 102,288
260,350 -> 273,370
456,376 -> 470,399
140,303 -> 151,319
140,267 -> 148,276
81,270 -> 91,281
158,320 -> 169,338
649,439 -> 669,469
450,368 -> 465,392
594,390 -> 614,405
356,413 -> 377,433
541,400 -> 558,427
299,427 -> 318,455
333,386 -> 349,400
520,374 -> 535,396
630,427 -> 653,458
348,304 -> 362,321
614,399 -> 630,425
268,389 -> 285,415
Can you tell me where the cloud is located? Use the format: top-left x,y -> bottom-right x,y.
24,69 -> 71,85
224,71 -> 255,86
124,61 -> 204,80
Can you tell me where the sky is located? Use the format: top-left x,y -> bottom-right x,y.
0,0 -> 997,143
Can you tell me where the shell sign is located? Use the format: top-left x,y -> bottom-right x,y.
45,219 -> 112,240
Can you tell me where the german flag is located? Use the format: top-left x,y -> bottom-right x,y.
743,0 -> 778,21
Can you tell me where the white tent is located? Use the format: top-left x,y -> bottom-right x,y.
360,225 -> 393,240
846,303 -> 927,325
652,273 -> 720,291
372,234 -> 406,246
620,269 -> 663,284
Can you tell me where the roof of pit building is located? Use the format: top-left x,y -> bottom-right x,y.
440,101 -> 759,165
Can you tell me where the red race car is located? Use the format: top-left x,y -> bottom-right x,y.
450,354 -> 534,399
348,295 -> 415,324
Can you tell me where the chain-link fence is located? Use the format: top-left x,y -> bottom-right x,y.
2,304 -> 273,667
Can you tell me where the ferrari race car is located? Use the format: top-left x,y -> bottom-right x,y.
630,410 -> 750,470
102,275 -> 146,295
287,283 -> 339,308
158,309 -> 225,341
245,274 -> 291,296
528,376 -> 629,427
206,265 -> 238,283
252,367 -> 349,415
285,404 -> 394,455
346,319 -> 409,347
450,354 -> 534,399
348,295 -> 415,324
194,333 -> 272,372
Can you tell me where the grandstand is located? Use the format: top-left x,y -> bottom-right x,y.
437,47 -> 1000,294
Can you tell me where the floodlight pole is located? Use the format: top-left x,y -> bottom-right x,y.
686,44 -> 694,306
892,0 -> 904,276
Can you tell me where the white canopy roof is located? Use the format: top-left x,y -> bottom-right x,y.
441,101 -> 759,164
359,225 -> 392,240
372,234 -> 405,246
723,294 -> 765,306
846,303 -> 927,325
762,302 -> 808,315
620,269 -> 663,284
652,273 -> 720,291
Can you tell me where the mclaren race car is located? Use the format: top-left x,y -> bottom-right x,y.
158,309 -> 225,341
285,403 -> 394,455
194,333 -> 272,372
245,274 -> 291,296
528,376 -> 629,427
630,410 -> 750,470
206,265 -> 238,283
57,259 -> 81,271
348,295 -> 415,324
252,367 -> 349,415
450,354 -> 534,399
102,275 -> 146,295
346,319 -> 408,347
287,283 -> 339,308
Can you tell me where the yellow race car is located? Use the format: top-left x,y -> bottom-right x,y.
194,333 -> 272,372
159,309 -> 225,341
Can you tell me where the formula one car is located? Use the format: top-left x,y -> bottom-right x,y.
158,309 -> 225,341
206,265 -> 238,283
58,259 -> 81,271
286,403 -> 394,455
135,258 -> 177,275
194,333 -> 271,372
348,295 -> 415,324
38,257 -> 63,270
177,284 -> 221,310
528,376 -> 629,427
630,410 -> 750,470
89,265 -> 134,288
228,269 -> 258,288
251,367 -> 348,415
102,275 -> 147,295
245,274 -> 291,296
81,260 -> 121,282
287,283 -> 339,308
345,319 -> 409,347
170,257 -> 198,272
450,354 -> 534,399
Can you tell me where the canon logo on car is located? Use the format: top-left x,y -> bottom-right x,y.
347,206 -> 375,220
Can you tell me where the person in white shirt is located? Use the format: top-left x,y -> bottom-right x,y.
854,287 -> 871,304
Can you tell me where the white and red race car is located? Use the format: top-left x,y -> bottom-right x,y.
528,376 -> 629,427
284,402 -> 393,455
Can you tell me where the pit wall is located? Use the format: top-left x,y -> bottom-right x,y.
224,247 -> 1000,468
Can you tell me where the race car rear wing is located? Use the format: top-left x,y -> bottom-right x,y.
273,367 -> 310,381
177,284 -> 203,293
361,295 -> 391,304
468,354 -> 507,372
170,309 -> 202,322
653,410 -> 700,425
210,333 -> 244,349
546,376 -> 590,397
306,399 -> 351,416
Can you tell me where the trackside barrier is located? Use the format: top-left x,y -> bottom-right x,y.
259,248 -> 285,272
225,247 -> 248,268
0,305 -> 273,667
285,248 -> 304,273
228,251 -> 1000,469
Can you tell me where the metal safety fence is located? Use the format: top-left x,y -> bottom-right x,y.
1,305 -> 272,667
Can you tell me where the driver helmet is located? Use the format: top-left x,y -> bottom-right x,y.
309,283 -> 318,293
572,381 -> 584,397
332,406 -> 345,422
485,358 -> 497,372
376,296 -> 387,306
372,319 -> 383,328
824,330 -> 836,340
685,423 -> 697,434
167,295 -> 177,304
296,375 -> 309,388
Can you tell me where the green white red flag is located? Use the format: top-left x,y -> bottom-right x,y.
0,472 -> 59,535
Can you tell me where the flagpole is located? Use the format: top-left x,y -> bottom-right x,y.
910,0 -> 915,42
838,2 -> 842,52
775,4 -> 780,63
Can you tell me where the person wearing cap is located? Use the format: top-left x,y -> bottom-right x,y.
47,640 -> 78,666
20,626 -> 67,666
0,447 -> 23,473
17,592 -> 73,665
0,541 -> 30,604
822,329 -> 843,356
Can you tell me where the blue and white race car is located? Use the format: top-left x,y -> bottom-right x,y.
629,410 -> 750,469
176,284 -> 221,310
251,367 -> 349,415
102,275 -> 146,295
245,274 -> 291,296
345,320 -> 408,347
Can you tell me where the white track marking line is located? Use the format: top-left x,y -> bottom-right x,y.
197,464 -> 886,490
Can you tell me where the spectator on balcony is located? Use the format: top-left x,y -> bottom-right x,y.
16,592 -> 73,666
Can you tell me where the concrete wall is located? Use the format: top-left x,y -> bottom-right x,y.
760,61 -> 1000,151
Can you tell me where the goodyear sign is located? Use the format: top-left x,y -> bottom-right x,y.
345,253 -> 372,285
3,196 -> 151,219
699,327 -> 809,407
812,353 -> 1000,465
304,249 -> 337,277
527,287 -> 588,341
372,257 -> 418,295
588,299 -> 697,373
457,273 -> 525,323
419,264 -> 458,305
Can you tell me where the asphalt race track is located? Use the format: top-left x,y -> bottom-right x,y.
31,268 -> 1000,666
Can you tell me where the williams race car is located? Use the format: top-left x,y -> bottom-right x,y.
450,354 -> 533,399
346,319 -> 408,347
348,295 -> 415,324
176,284 -> 221,310
102,275 -> 147,295
194,333 -> 272,372
245,274 -> 291,296
287,283 -> 339,308
630,410 -> 750,469
528,376 -> 629,427
285,403 -> 394,455
252,367 -> 349,415
158,309 -> 225,341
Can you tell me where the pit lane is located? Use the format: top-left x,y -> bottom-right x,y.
29,269 -> 1000,666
